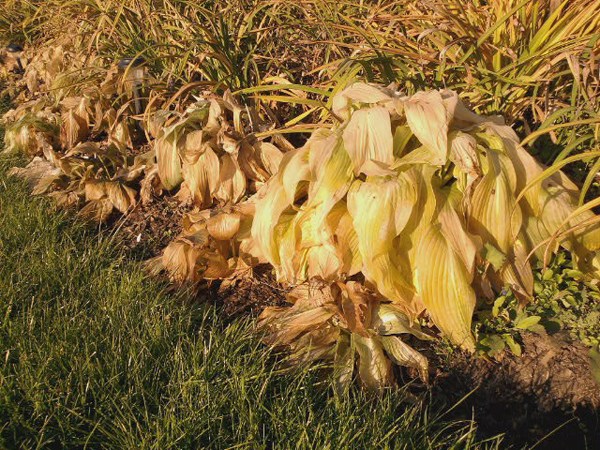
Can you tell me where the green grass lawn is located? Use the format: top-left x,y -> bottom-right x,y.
0,152 -> 504,448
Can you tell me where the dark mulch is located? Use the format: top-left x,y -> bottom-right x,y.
112,193 -> 191,259
212,264 -> 290,318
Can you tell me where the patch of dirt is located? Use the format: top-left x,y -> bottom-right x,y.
209,264 -> 290,318
430,332 -> 600,448
112,194 -> 191,259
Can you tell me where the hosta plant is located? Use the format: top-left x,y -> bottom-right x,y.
3,43 -> 291,222
156,82 -> 600,389
3,101 -> 59,156
146,201 -> 258,283
259,280 -> 432,391
149,90 -> 291,208
2,42 -> 150,218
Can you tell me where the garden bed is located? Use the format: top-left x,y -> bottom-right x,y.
2,1 -> 600,447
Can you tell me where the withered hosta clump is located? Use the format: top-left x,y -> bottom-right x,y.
2,42 -> 291,222
148,91 -> 291,207
3,44 -> 151,218
155,83 -> 600,389
2,43 -> 600,391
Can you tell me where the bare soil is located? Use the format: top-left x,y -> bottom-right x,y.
212,264 -> 290,317
112,193 -> 190,259
429,332 -> 600,448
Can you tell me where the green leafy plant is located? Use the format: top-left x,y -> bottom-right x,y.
529,252 -> 600,347
477,251 -> 600,359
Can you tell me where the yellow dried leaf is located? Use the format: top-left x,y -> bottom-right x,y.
438,199 -> 480,275
183,130 -> 205,162
342,105 -> 394,175
403,90 -> 449,166
354,334 -> 393,389
109,120 -> 133,151
333,333 -> 354,396
106,182 -> 136,213
238,141 -> 269,182
252,147 -> 311,266
449,132 -> 481,179
306,134 -> 353,234
155,133 -> 183,190
339,281 -> 377,336
414,224 -> 476,351
60,108 -> 88,149
215,153 -> 246,204
380,335 -> 428,382
257,141 -> 284,177
326,203 -> 362,277
78,198 -> 114,222
8,157 -> 61,192
468,151 -> 521,254
206,212 -> 241,241
373,303 -> 432,340
84,180 -> 107,201
161,239 -> 201,282
347,175 -> 417,309
181,146 -> 220,208
500,237 -> 534,300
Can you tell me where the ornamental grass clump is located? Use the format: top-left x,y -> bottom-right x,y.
157,82 -> 600,389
